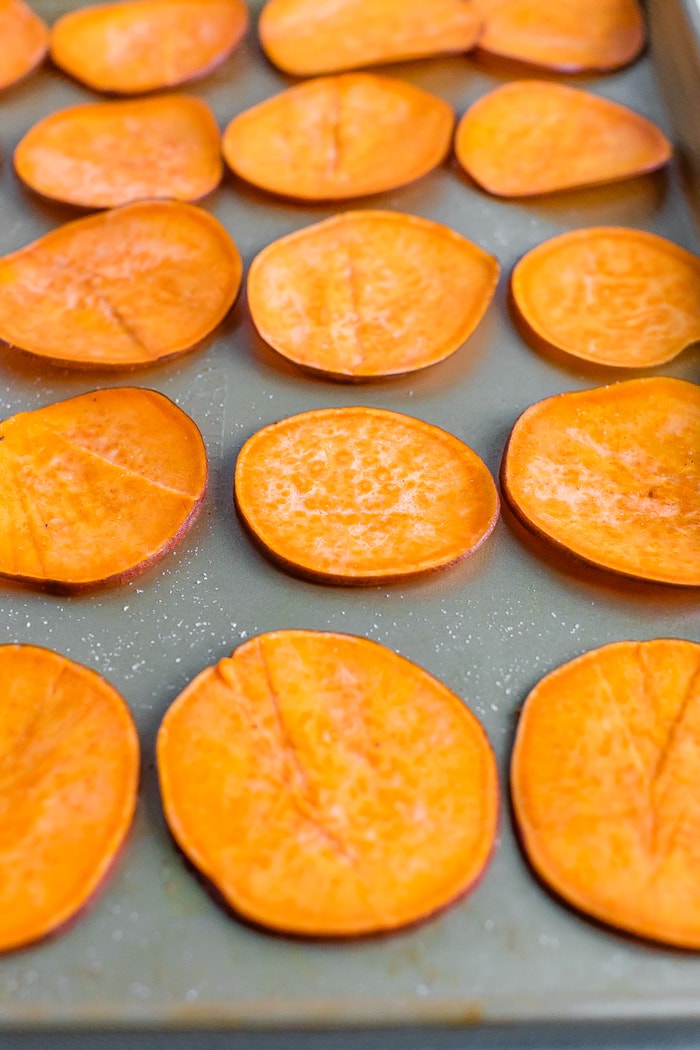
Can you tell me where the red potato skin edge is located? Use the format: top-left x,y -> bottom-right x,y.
509,638 -> 700,951
158,627 -> 500,937
0,301 -> 241,373
0,486 -> 207,595
0,806 -> 138,955
498,425 -> 698,588
506,277 -> 688,371
165,800 -> 500,941
233,486 -> 500,586
0,643 -> 139,954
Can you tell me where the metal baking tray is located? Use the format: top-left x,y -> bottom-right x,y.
0,0 -> 698,1032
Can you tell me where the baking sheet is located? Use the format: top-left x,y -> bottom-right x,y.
0,0 -> 698,1030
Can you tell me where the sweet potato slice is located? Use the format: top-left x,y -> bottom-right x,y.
158,629 -> 498,936
501,377 -> 700,586
512,638 -> 700,947
0,201 -> 242,369
222,74 -> 454,200
235,406 -> 499,583
50,0 -> 248,95
247,211 -> 499,379
455,81 -> 671,197
511,227 -> 700,368
0,643 -> 138,952
0,0 -> 48,90
0,387 -> 207,591
258,0 -> 482,76
14,95 -> 222,208
474,0 -> 645,72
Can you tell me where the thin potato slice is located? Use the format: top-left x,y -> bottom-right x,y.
475,0 -> 645,72
222,74 -> 454,200
50,0 -> 248,95
14,95 -> 222,208
0,0 -> 48,90
501,377 -> 700,586
455,81 -> 671,197
235,406 -> 499,583
158,630 -> 499,937
247,211 -> 499,379
259,0 -> 482,76
512,639 -> 700,948
511,227 -> 700,368
0,388 -> 207,591
0,201 -> 242,369
0,644 -> 138,952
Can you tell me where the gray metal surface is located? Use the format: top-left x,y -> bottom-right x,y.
0,0 -> 698,1034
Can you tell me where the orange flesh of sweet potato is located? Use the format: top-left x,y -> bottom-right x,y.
157,629 -> 498,936
235,406 -> 499,583
455,80 -> 671,197
0,0 -> 48,90
258,0 -> 482,76
512,638 -> 700,948
222,74 -> 454,200
501,377 -> 700,586
511,227 -> 700,368
0,644 -> 138,952
247,211 -> 500,379
50,0 -> 248,94
474,0 -> 645,72
14,95 -> 222,209
0,201 -> 242,369
0,387 -> 207,591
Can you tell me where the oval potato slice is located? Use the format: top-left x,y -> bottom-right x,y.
475,0 -> 645,72
455,80 -> 671,197
511,227 -> 700,368
50,0 -> 248,94
501,377 -> 700,585
15,95 -> 222,208
0,643 -> 138,952
0,201 -> 242,369
0,388 -> 207,591
158,629 -> 499,936
512,638 -> 700,947
235,406 -> 499,583
248,210 -> 499,379
0,0 -> 48,90
259,0 -> 482,76
222,74 -> 454,200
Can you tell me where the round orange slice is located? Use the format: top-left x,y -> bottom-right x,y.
157,629 -> 499,936
475,0 -> 645,72
455,80 -> 671,197
235,406 -> 499,583
14,95 -> 222,208
0,0 -> 48,90
0,201 -> 242,369
259,0 -> 482,76
511,227 -> 700,368
222,73 -> 454,200
512,638 -> 700,948
0,644 -> 138,952
501,377 -> 700,586
50,0 -> 248,95
247,211 -> 499,379
0,387 -> 208,591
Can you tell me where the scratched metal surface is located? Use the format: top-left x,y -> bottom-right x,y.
0,0 -> 698,1032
